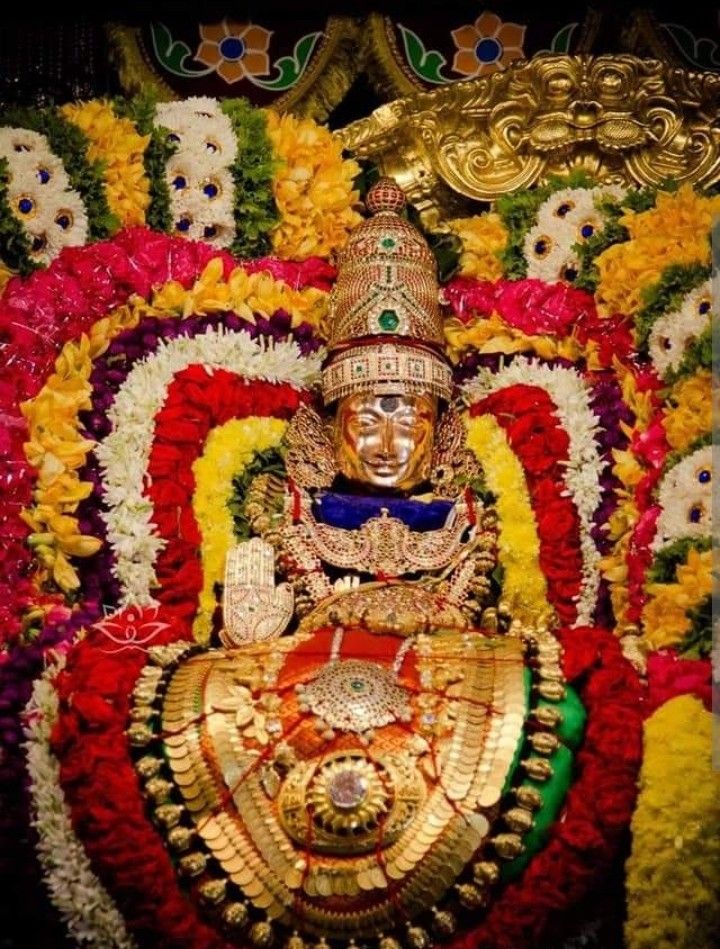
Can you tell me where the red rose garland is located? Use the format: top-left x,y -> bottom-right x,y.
146,368 -> 309,631
470,385 -> 584,626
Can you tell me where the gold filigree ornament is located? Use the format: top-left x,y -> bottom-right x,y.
296,626 -> 415,741
430,407 -> 485,496
337,55 -> 720,229
284,403 -> 337,490
278,750 -> 425,854
221,537 -> 294,646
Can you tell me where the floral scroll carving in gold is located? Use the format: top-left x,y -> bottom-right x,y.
337,54 -> 720,228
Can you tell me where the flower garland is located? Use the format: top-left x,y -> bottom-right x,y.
594,184 -> 720,317
662,370 -> 712,454
145,368 -> 308,634
24,658 -> 137,949
60,100 -> 151,228
469,384 -> 584,627
264,109 -> 362,260
464,414 -> 549,623
96,330 -> 318,614
464,358 -> 605,626
191,416 -> 288,643
624,695 -> 720,949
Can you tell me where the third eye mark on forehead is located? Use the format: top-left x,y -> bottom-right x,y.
379,396 -> 400,413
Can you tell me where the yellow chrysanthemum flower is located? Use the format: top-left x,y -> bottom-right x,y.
641,547 -> 711,650
264,110 -> 362,260
447,213 -> 508,280
61,99 -> 151,226
663,370 -> 711,452
595,185 -> 720,317
625,696 -> 720,949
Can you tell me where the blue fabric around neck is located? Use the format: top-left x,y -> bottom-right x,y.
312,491 -> 454,531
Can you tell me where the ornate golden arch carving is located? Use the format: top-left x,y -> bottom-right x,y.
337,54 -> 720,228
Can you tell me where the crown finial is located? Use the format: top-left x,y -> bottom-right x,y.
366,177 -> 407,215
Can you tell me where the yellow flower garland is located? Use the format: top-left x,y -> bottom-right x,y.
264,110 -> 362,260
595,186 -> 720,317
148,257 -> 329,329
447,213 -> 508,281
191,416 -> 288,644
20,305 -> 140,590
20,260 -> 326,592
444,314 -> 582,364
465,415 -> 549,623
640,547 -> 712,650
60,100 -> 151,227
663,370 -> 712,453
625,695 -> 720,949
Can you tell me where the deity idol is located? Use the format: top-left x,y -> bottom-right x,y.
126,179 -> 585,948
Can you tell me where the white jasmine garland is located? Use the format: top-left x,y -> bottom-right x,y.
24,660 -> 136,949
95,328 -> 322,606
653,445 -> 712,550
0,126 -> 88,264
463,358 -> 605,625
155,99 -> 238,248
648,281 -> 712,378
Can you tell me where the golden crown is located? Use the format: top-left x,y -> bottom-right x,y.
321,177 -> 452,404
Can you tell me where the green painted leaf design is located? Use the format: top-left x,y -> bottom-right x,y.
549,22 -> 578,54
150,22 -> 213,78
251,31 -> 322,91
398,24 -> 451,85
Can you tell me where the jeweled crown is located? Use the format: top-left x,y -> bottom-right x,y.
321,177 -> 452,404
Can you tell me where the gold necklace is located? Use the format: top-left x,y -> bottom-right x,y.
295,627 -> 415,742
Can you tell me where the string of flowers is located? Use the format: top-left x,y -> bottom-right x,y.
624,695 -> 719,949
95,331 -> 318,615
464,415 -> 550,623
24,658 -> 137,949
469,385 -> 584,627
464,358 -> 605,626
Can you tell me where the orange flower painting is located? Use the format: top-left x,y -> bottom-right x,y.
194,20 -> 272,84
451,11 -> 526,78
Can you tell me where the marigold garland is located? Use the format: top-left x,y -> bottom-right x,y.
594,185 -> 720,317
447,213 -> 508,281
191,416 -> 288,643
641,547 -> 712,651
663,370 -> 712,453
464,415 -> 549,623
264,109 -> 362,260
60,100 -> 151,228
625,695 -> 720,949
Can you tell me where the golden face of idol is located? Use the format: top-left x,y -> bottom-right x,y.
333,392 -> 438,492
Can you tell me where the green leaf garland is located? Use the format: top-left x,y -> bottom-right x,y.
220,98 -> 280,259
647,535 -> 712,585
635,262 -> 710,354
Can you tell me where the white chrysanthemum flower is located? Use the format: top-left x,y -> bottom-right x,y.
654,446 -> 712,549
0,125 -> 88,263
648,280 -> 712,377
523,184 -> 626,283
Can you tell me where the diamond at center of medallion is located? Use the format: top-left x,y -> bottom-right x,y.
328,769 -> 368,810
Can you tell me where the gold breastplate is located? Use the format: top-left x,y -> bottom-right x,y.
131,631 -> 526,943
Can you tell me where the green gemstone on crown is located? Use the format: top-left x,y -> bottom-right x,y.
380,236 -> 396,249
378,309 -> 400,331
